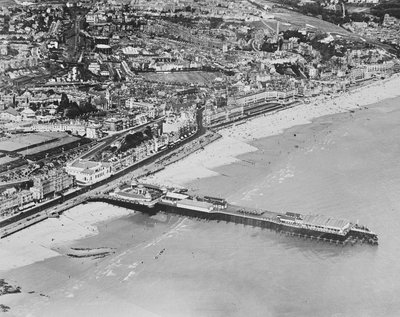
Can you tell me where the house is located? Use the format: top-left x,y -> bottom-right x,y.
0,108 -> 21,122
88,62 -> 100,75
21,108 -> 36,121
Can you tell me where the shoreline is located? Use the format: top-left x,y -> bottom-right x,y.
141,74 -> 400,188
1,76 -> 400,317
0,132 -> 220,272
1,73 -> 399,273
0,202 -> 136,272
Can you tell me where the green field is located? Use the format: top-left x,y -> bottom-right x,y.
274,10 -> 352,35
141,71 -> 224,84
17,135 -> 80,156
0,0 -> 15,4
0,132 -> 70,153
346,6 -> 371,14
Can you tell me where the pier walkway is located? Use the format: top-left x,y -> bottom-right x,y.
0,185 -> 378,246
83,194 -> 377,246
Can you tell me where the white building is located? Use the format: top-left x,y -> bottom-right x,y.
31,122 -> 86,136
235,88 -> 297,107
308,66 -> 318,78
21,108 -> 36,121
65,160 -> 113,186
86,123 -> 103,139
88,62 -> 101,75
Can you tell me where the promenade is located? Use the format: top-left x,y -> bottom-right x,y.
0,129 -> 221,238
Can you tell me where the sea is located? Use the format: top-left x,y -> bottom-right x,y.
3,96 -> 400,316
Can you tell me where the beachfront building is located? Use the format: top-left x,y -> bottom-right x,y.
30,171 -> 75,201
234,89 -> 298,108
203,87 -> 298,127
132,140 -> 156,161
111,183 -> 153,203
0,189 -> 35,218
365,61 -> 395,76
65,160 -> 113,186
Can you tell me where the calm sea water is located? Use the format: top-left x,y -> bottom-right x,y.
4,97 -> 400,316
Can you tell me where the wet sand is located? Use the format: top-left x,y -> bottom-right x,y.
0,202 -> 137,272
143,75 -> 400,187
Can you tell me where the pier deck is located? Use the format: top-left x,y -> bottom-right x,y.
86,195 -> 377,246
0,189 -> 378,246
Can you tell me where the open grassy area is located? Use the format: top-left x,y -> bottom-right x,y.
346,6 -> 371,14
0,132 -> 67,153
0,0 -> 15,5
141,71 -> 224,84
273,10 -> 352,35
17,135 -> 81,156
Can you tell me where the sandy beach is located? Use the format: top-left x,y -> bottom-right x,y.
143,75 -> 400,188
2,74 -> 396,272
2,75 -> 400,316
0,202 -> 136,272
2,75 -> 399,272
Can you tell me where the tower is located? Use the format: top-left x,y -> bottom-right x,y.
105,88 -> 111,110
342,2 -> 346,18
276,21 -> 279,37
275,21 -> 280,52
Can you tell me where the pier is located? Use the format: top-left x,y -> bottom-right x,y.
0,190 -> 378,246
0,179 -> 378,246
83,193 -> 378,246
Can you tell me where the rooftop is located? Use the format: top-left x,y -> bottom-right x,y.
302,214 -> 351,230
165,191 -> 189,200
115,191 -> 149,200
178,198 -> 213,210
71,160 -> 100,170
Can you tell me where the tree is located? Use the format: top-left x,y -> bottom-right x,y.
65,102 -> 80,118
144,126 -> 153,139
58,93 -> 69,113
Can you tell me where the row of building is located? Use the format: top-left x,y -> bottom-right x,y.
0,171 -> 74,218
64,114 -> 197,186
